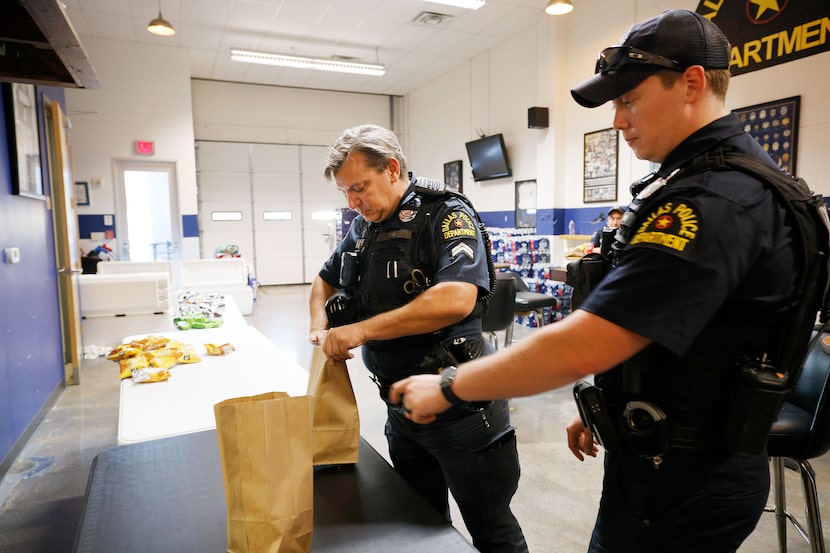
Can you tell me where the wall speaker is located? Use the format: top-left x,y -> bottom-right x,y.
528,106 -> 549,129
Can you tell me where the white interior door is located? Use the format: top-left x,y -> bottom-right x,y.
113,160 -> 181,263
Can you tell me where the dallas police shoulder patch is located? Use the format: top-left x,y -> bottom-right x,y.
629,198 -> 701,260
441,211 -> 477,241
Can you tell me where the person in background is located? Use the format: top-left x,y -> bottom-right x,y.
589,206 -> 624,250
391,9 -> 804,552
308,124 -> 528,553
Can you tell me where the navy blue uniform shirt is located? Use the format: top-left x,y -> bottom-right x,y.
582,114 -> 798,428
319,180 -> 491,346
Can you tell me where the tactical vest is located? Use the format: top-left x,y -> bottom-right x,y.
350,190 -> 437,319
595,148 -> 830,454
343,178 -> 495,352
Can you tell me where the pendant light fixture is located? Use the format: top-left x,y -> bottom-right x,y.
147,0 -> 176,36
545,0 -> 574,15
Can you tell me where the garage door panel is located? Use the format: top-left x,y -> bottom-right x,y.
303,177 -> 343,203
255,253 -> 304,285
252,173 -> 301,202
196,141 -> 374,287
254,201 -> 301,230
251,144 -> 299,173
254,228 -> 303,285
200,201 -> 253,232
198,142 -> 250,172
201,230 -> 255,261
199,172 -> 251,201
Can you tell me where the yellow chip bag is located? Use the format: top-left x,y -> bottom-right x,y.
204,342 -> 235,356
147,352 -> 179,369
132,368 -> 171,383
139,335 -> 170,351
107,345 -> 142,361
177,348 -> 202,364
119,355 -> 149,379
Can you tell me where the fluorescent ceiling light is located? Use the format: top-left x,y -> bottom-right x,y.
230,49 -> 385,76
427,0 -> 485,9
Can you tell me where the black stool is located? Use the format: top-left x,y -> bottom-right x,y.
481,273 -> 516,350
765,332 -> 830,553
504,271 -> 561,343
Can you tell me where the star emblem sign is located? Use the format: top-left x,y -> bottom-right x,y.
749,0 -> 783,22
654,215 -> 673,230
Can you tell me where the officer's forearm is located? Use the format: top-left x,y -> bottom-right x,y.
450,310 -> 652,401
309,276 -> 336,332
358,281 -> 477,341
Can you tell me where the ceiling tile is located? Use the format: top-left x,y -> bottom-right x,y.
69,0 -> 549,95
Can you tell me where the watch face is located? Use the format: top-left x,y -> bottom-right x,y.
441,367 -> 456,385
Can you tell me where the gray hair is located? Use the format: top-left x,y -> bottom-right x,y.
324,124 -> 407,181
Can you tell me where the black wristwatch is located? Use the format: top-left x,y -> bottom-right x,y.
439,366 -> 465,406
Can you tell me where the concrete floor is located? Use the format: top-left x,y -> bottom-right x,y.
0,284 -> 827,552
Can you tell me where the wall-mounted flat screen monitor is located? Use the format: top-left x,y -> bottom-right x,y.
465,134 -> 512,182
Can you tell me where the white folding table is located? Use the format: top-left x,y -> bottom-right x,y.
117,325 -> 309,444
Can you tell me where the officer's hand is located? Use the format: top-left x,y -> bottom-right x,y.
390,374 -> 447,424
309,329 -> 328,346
566,413 -> 598,461
321,325 -> 361,362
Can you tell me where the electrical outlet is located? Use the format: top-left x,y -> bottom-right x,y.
4,247 -> 20,264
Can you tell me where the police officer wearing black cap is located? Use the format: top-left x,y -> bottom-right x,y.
589,206 -> 624,250
309,124 -> 527,553
392,9 -> 806,552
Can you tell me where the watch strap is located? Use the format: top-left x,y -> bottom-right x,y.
440,366 -> 464,406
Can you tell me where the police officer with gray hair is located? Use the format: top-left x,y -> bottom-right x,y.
309,124 -> 527,553
391,10 -> 818,552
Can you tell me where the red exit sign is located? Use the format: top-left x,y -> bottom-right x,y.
134,140 -> 154,155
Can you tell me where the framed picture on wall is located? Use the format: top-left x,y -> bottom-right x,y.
444,160 -> 462,193
733,95 -> 800,175
583,128 -> 618,203
75,181 -> 90,206
2,83 -> 44,198
515,179 -> 537,228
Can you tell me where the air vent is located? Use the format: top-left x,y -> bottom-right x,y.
413,11 -> 452,26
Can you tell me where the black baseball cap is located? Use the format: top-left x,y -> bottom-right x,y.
608,206 -> 625,216
571,9 -> 731,108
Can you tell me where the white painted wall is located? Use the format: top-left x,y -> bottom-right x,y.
64,39 -> 391,263
406,0 -> 830,222
64,0 -> 830,264
64,38 -> 200,259
191,79 -> 391,147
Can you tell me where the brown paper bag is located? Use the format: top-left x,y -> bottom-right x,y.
307,347 -> 360,465
214,392 -> 314,553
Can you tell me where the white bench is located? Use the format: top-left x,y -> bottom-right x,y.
78,273 -> 175,346
97,260 -> 177,289
178,258 -> 254,315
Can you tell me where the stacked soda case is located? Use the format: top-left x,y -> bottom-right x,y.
489,228 -> 551,269
488,228 -> 573,327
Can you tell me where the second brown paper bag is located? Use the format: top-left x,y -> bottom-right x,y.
307,346 -> 360,465
214,392 -> 314,553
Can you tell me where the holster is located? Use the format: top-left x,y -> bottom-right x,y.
325,292 -> 357,327
566,253 -> 611,310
